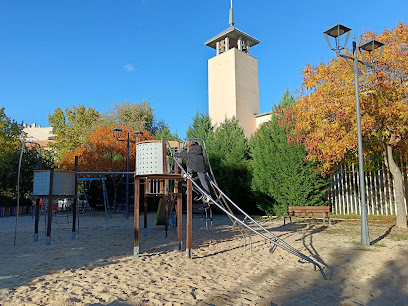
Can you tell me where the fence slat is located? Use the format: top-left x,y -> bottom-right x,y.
329,160 -> 408,216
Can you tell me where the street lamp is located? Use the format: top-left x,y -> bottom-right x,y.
133,130 -> 143,142
15,141 -> 42,246
112,127 -> 131,219
323,24 -> 385,246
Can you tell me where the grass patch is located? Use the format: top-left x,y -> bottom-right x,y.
322,227 -> 349,235
371,242 -> 386,248
390,232 -> 408,241
332,214 -> 396,222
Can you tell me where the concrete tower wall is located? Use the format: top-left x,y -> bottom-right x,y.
235,48 -> 259,137
208,49 -> 237,126
208,48 -> 259,137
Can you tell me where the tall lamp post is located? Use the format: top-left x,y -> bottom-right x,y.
112,128 -> 131,219
15,141 -> 42,246
323,24 -> 385,246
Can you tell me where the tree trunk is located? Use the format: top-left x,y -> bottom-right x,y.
385,144 -> 407,228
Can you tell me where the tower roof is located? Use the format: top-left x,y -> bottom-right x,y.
205,26 -> 260,49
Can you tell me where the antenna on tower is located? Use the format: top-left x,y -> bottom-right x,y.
229,0 -> 235,27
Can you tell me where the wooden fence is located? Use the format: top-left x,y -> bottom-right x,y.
328,160 -> 408,215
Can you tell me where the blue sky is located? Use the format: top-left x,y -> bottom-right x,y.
1,0 -> 407,138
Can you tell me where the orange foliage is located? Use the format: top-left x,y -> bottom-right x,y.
285,23 -> 408,174
59,127 -> 154,172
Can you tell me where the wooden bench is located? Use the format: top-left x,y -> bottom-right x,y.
284,206 -> 331,225
192,203 -> 211,214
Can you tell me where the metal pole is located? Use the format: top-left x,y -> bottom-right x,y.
134,176 -> 140,258
353,36 -> 370,245
14,142 -> 26,246
46,168 -> 54,246
126,132 -> 130,219
72,156 -> 78,240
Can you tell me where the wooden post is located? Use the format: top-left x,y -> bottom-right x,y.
134,176 -> 140,258
46,168 -> 54,246
164,180 -> 169,237
177,180 -> 183,251
72,156 -> 78,239
144,178 -> 148,230
33,156 -> 43,242
33,198 -> 40,242
186,178 -> 193,258
186,140 -> 193,258
162,137 -> 168,173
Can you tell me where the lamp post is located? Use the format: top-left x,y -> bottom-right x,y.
112,128 -> 131,219
323,24 -> 385,246
15,141 -> 42,246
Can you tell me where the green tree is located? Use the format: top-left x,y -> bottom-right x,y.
48,104 -> 100,161
186,112 -> 214,141
101,101 -> 155,132
250,90 -> 330,215
154,124 -> 178,141
0,107 -> 21,157
206,118 -> 254,211
0,147 -> 54,202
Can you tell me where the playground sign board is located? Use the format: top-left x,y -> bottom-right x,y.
32,170 -> 76,197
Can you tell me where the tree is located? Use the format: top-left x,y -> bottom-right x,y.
154,124 -> 179,141
0,108 -> 53,204
101,101 -> 155,132
59,127 -> 154,208
0,107 -> 21,157
48,105 -> 100,161
206,118 -> 254,211
186,112 -> 214,141
0,147 -> 54,201
287,23 -> 408,227
250,90 -> 330,215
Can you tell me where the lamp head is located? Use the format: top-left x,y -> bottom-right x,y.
323,24 -> 351,55
133,130 -> 143,143
359,39 -> 385,63
112,127 -> 123,139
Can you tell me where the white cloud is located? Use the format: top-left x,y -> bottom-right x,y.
123,64 -> 135,72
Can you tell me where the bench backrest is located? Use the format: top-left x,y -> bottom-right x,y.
288,206 -> 330,217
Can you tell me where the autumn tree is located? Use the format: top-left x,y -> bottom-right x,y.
48,105 -> 100,161
59,127 -> 154,208
287,23 -> 408,227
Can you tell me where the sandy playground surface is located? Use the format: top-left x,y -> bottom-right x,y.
0,210 -> 407,305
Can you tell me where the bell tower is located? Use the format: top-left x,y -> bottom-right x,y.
205,0 -> 260,137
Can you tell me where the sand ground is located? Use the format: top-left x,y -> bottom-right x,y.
0,211 -> 407,305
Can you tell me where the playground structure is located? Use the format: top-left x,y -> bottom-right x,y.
133,139 -> 184,253
77,177 -> 109,217
26,136 -> 327,279
133,138 -> 328,279
32,169 -> 77,244
31,156 -> 136,245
